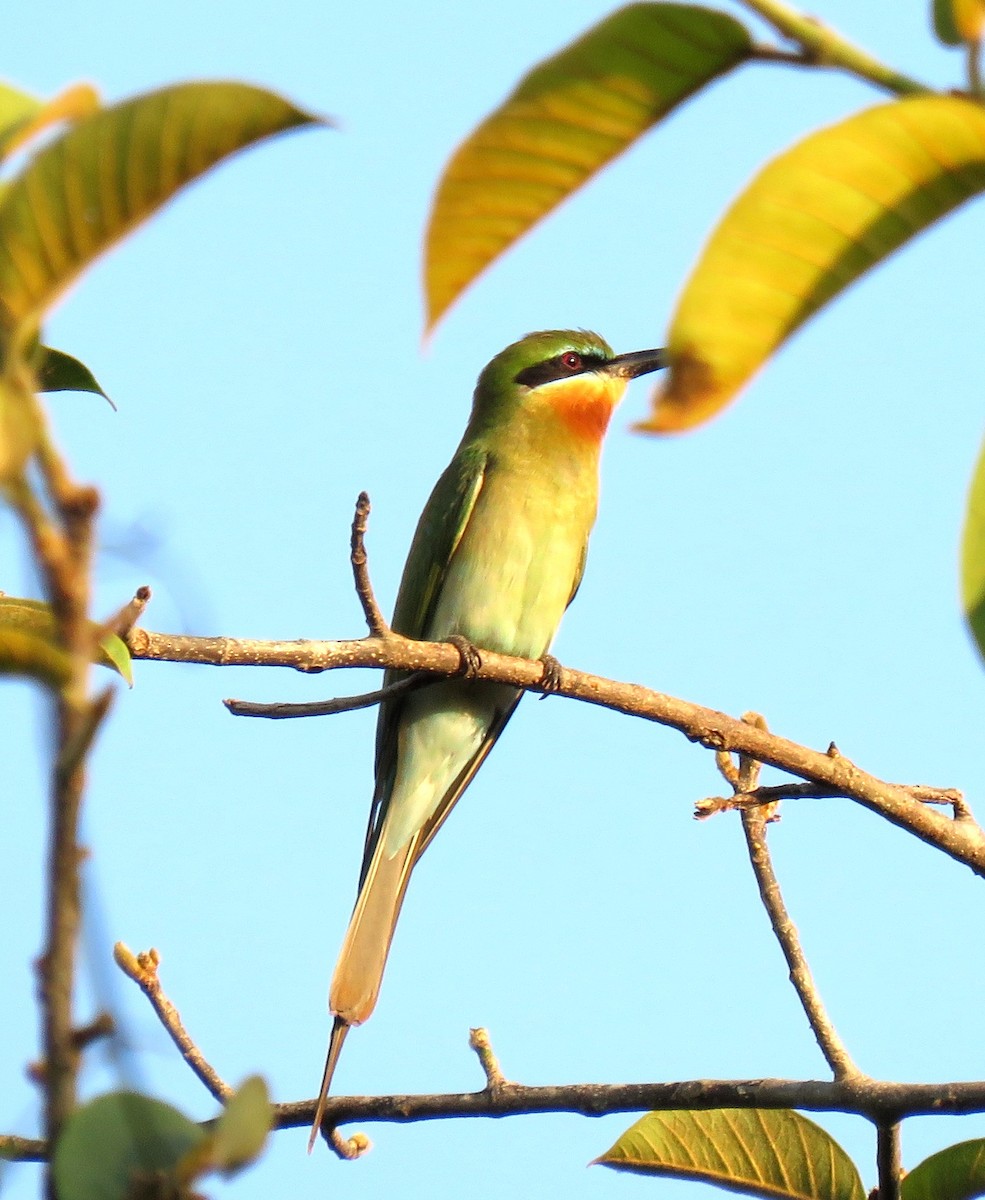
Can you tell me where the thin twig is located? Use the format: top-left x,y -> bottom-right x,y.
740,805 -> 860,1079
350,493 -> 388,637
97,585 -> 152,640
696,782 -> 967,820
469,1028 -> 509,1090
876,1121 -> 902,1200
113,942 -> 231,1103
224,672 -> 428,718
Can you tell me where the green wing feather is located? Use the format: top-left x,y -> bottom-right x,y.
359,442 -> 488,883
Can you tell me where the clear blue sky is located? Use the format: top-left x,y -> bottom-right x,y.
3,3 -> 984,1198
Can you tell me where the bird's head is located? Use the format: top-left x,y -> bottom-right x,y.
472,330 -> 666,443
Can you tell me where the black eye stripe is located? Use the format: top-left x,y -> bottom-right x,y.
513,352 -> 607,388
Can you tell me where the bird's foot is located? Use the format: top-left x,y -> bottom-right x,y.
538,654 -> 564,695
447,634 -> 482,679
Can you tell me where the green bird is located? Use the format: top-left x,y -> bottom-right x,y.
309,330 -> 665,1148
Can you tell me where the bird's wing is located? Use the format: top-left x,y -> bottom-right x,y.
566,539 -> 589,610
359,443 -> 489,883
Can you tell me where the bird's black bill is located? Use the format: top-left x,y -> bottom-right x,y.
606,348 -> 667,380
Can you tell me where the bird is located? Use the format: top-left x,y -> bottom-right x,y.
309,330 -> 666,1148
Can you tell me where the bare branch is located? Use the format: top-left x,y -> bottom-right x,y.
98,585 -> 152,640
126,626 -> 984,879
350,493 -> 389,637
696,783 -> 966,819
225,673 -> 428,718
113,942 -> 231,1103
876,1121 -> 902,1200
273,1073 -> 985,1133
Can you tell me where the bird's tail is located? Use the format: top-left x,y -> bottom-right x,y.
308,837 -> 416,1151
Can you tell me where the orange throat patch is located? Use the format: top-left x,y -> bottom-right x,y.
547,376 -> 623,442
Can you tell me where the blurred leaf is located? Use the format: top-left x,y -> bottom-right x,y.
424,2 -> 751,330
962,436 -> 985,665
35,345 -> 113,405
903,1138 -> 985,1200
52,1091 -> 206,1200
933,0 -> 985,44
643,95 -> 985,434
0,81 -> 42,157
595,1108 -> 865,1200
0,372 -> 38,479
0,626 -> 71,686
0,596 -> 133,684
210,1077 -> 272,1174
0,81 -> 100,161
0,81 -> 324,334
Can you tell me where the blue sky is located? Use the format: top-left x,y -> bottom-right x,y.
3,3 -> 985,1198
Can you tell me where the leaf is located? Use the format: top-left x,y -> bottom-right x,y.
211,1076 -> 272,1174
902,1138 -> 985,1200
933,0 -> 985,45
0,371 -> 38,479
0,81 -> 100,161
52,1091 -> 206,1200
0,626 -> 71,686
424,2 -> 752,331
642,95 -> 985,434
0,81 -> 324,335
962,436 -> 985,665
35,345 -> 113,406
595,1109 -> 865,1200
0,596 -> 133,684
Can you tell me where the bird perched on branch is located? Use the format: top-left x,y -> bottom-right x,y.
310,330 -> 666,1149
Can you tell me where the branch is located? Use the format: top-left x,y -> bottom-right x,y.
729,720 -> 860,1080
876,1121 -> 902,1200
113,942 -> 231,1103
126,625 -> 985,878
350,492 -> 388,637
272,1073 -> 985,1132
696,781 -> 968,819
738,0 -> 928,95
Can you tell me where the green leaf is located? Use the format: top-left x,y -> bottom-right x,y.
211,1076 -> 272,1174
903,1138 -> 985,1200
595,1109 -> 865,1200
52,1091 -> 206,1200
424,2 -> 752,331
0,82 -> 100,162
0,626 -> 71,686
962,436 -> 985,665
35,345 -> 113,406
643,95 -> 985,434
0,81 -> 324,335
0,596 -> 133,684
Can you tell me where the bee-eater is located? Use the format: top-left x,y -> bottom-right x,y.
309,330 -> 665,1148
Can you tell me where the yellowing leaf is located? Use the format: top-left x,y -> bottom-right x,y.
643,95 -> 985,433
0,372 -> 38,480
902,1137 -> 985,1200
424,2 -> 751,331
934,0 -> 985,44
0,81 -> 323,335
961,436 -> 985,666
0,82 -> 43,158
596,1109 -> 865,1200
0,82 -> 100,161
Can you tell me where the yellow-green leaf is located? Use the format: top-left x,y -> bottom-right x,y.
0,596 -> 133,684
0,82 -> 43,158
903,1137 -> 985,1200
595,1109 -> 865,1200
0,626 -> 71,686
0,372 -> 38,479
642,95 -> 985,434
211,1076 -> 272,1174
0,82 -> 100,162
962,436 -> 985,666
0,81 -> 324,335
424,2 -> 752,331
933,0 -> 985,45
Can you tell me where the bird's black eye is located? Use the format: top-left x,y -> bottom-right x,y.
561,351 -> 582,371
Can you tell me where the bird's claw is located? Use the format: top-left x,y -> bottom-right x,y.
538,654 -> 563,695
447,634 -> 482,679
